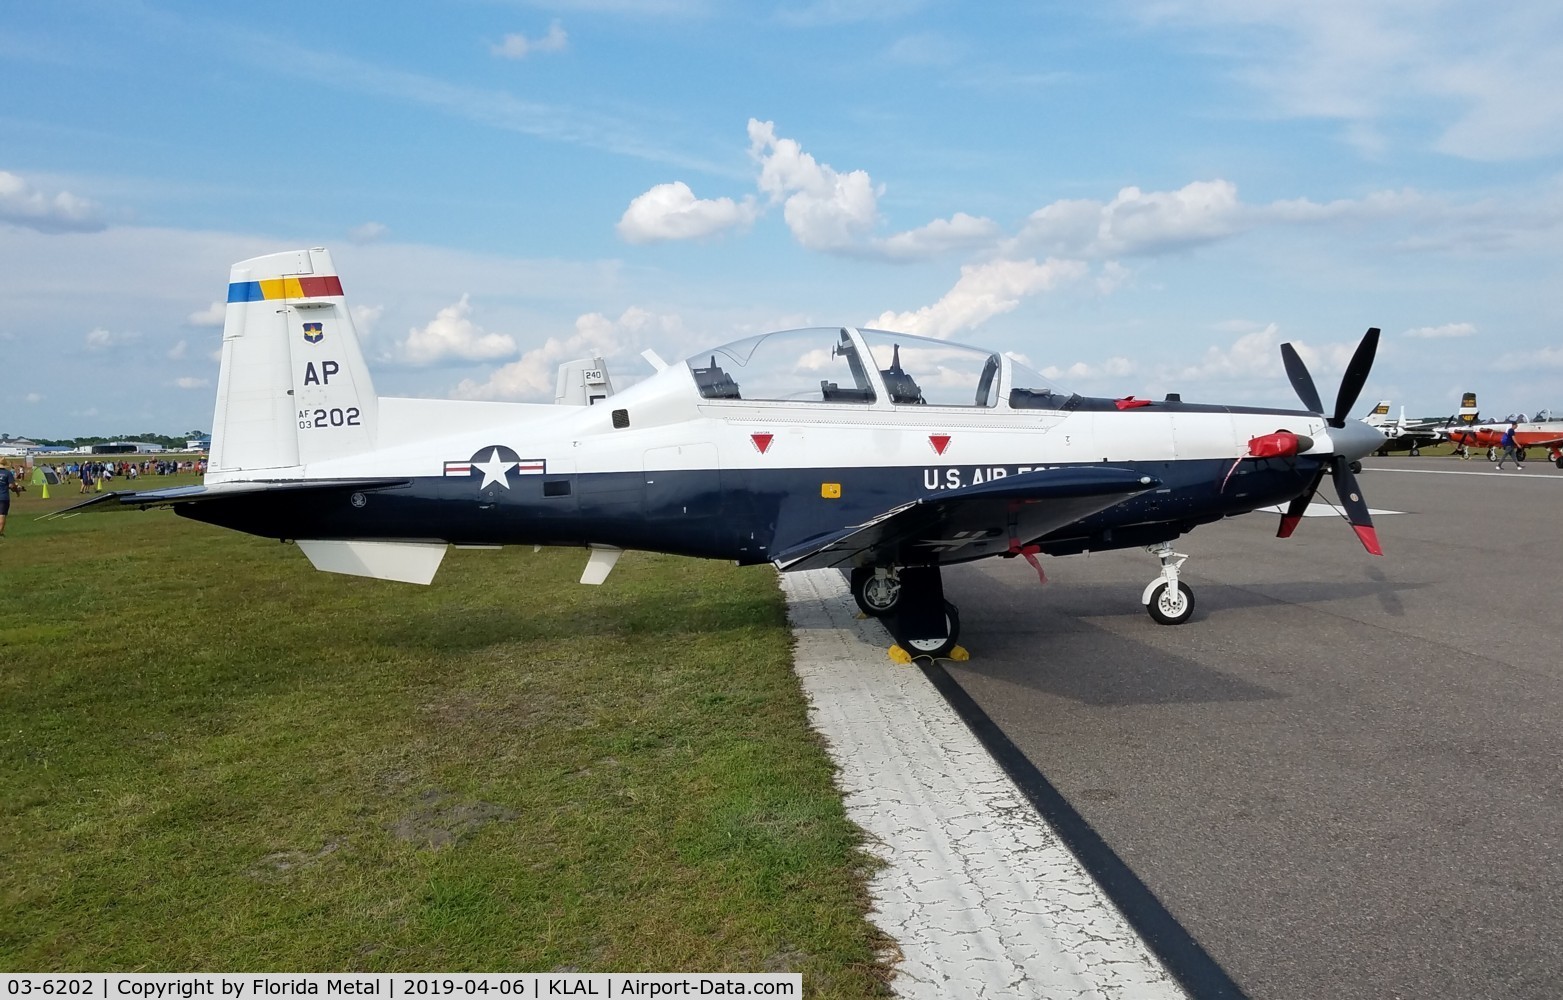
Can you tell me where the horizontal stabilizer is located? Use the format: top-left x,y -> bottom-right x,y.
41,479 -> 409,519
296,539 -> 448,585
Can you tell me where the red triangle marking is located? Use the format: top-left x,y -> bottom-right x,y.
929,434 -> 951,455
751,433 -> 773,454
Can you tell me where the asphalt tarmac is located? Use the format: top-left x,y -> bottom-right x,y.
939,456 -> 1563,1000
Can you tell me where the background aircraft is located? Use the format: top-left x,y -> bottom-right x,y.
62,249 -> 1387,657
1362,401 -> 1456,457
1445,404 -> 1563,466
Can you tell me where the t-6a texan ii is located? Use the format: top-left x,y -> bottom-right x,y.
67,248 -> 1387,658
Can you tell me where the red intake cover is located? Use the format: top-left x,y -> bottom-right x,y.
1247,431 -> 1308,459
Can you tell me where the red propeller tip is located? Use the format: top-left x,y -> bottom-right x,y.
1277,513 -> 1302,538
1353,524 -> 1384,556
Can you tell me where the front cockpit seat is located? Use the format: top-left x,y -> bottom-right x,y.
692,356 -> 741,399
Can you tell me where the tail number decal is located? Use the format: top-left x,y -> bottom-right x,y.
298,407 -> 361,430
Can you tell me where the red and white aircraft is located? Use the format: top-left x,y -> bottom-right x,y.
64,248 -> 1389,657
1443,398 -> 1563,466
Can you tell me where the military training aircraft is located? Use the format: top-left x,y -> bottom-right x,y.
1445,405 -> 1563,466
1362,401 -> 1447,457
61,248 -> 1389,657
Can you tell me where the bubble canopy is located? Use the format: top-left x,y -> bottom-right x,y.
685,327 -> 1072,409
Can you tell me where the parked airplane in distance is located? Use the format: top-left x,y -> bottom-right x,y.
1362,401 -> 1444,456
1445,402 -> 1563,467
60,248 -> 1389,657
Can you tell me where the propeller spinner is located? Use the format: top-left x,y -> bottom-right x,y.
1276,327 -> 1383,555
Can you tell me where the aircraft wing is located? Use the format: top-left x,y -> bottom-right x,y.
42,479 -> 410,518
774,466 -> 1159,572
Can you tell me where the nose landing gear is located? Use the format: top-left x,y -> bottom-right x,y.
1142,541 -> 1196,625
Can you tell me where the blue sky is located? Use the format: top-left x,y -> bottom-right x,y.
3,0 -> 1561,438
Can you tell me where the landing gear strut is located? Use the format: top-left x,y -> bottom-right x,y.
1142,542 -> 1196,625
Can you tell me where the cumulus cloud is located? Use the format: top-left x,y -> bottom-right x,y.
173,377 -> 210,390
1404,322 -> 1476,339
454,307 -> 685,401
349,221 -> 388,244
0,171 -> 106,234
396,296 -> 517,365
1040,356 -> 1138,382
1164,323 -> 1361,386
866,257 -> 1089,339
748,118 -> 882,252
188,301 -> 225,327
351,304 -> 384,340
167,340 -> 188,360
616,181 -> 759,243
25,392 -> 43,404
84,327 -> 140,350
618,121 -> 996,260
1010,180 -> 1249,258
873,212 -> 1001,260
492,20 -> 568,59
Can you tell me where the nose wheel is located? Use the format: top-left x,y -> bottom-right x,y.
1142,542 -> 1196,625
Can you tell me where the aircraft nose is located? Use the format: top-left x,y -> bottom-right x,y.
1334,419 -> 1385,461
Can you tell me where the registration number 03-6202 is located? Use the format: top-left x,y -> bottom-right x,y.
298,406 -> 362,430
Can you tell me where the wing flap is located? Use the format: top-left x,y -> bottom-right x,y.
775,466 -> 1158,572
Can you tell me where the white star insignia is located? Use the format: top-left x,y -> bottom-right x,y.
473,448 -> 517,490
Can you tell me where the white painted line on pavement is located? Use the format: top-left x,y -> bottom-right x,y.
781,569 -> 1186,1000
1361,466 -> 1563,480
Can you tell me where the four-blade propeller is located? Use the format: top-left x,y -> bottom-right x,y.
1275,327 -> 1383,555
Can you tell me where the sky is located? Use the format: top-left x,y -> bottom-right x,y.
3,0 -> 1562,439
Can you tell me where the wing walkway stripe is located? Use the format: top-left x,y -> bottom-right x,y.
922,661 -> 1250,1000
782,568 -> 1189,999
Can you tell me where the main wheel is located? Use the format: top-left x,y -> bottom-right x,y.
1349,460 -> 1363,474
850,567 -> 901,617
1556,456 -> 1563,469
1517,448 -> 1529,463
1409,445 -> 1421,457
1488,446 -> 1498,462
890,602 -> 961,660
1146,581 -> 1195,625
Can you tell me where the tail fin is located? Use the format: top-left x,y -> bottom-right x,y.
1457,391 -> 1478,425
554,357 -> 616,406
210,248 -> 377,477
1363,400 -> 1392,427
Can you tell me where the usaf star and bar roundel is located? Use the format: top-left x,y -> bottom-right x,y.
443,446 -> 546,489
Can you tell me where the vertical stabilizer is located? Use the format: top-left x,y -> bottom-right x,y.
554,357 -> 615,406
1457,391 -> 1479,425
210,248 -> 377,477
1363,400 -> 1392,428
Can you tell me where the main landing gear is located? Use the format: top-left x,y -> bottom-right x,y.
854,565 -> 962,659
1142,541 -> 1196,625
849,566 -> 901,617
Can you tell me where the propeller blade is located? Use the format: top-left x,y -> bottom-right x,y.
1280,342 -> 1324,414
1277,468 -> 1326,538
1330,327 -> 1381,426
1330,464 -> 1383,555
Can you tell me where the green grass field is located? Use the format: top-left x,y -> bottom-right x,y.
0,477 -> 888,991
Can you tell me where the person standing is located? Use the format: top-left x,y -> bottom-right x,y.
0,459 -> 18,537
1496,423 -> 1522,470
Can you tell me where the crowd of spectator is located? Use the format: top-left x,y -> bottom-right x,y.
33,458 -> 207,493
